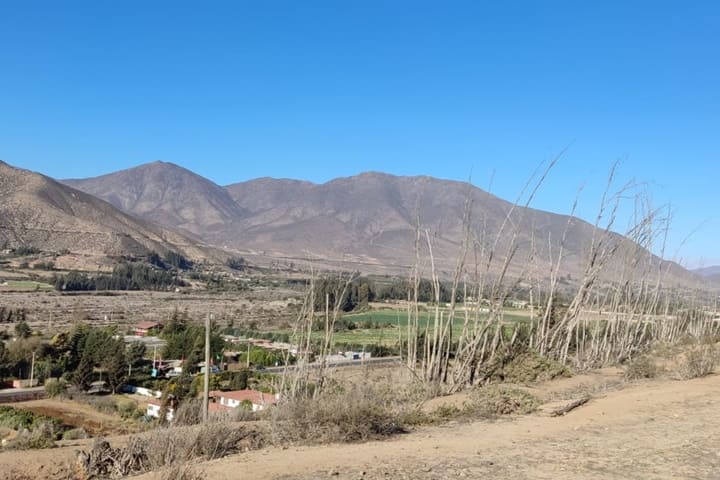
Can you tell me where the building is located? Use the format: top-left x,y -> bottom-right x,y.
146,398 -> 174,421
209,389 -> 280,412
134,321 -> 162,336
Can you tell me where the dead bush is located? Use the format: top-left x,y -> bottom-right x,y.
502,351 -> 571,383
475,348 -> 570,385
161,464 -> 205,480
270,383 -> 416,444
464,385 -> 540,417
173,398 -> 203,426
77,424 -> 264,478
676,344 -> 717,380
624,356 -> 658,380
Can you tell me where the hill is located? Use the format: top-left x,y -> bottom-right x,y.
0,160 -> 210,259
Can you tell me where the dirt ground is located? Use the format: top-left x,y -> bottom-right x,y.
0,287 -> 302,335
11,398 -> 132,436
3,370 -> 720,479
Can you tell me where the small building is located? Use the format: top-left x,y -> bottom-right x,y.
11,379 -> 39,388
209,389 -> 279,412
134,321 -> 162,337
146,398 -> 174,421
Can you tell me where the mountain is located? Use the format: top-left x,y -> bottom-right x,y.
0,160 -> 209,259
61,161 -> 703,286
693,266 -> 720,283
64,161 -> 246,237
225,172 -> 691,283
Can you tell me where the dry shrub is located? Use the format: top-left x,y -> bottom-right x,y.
270,383 -> 416,444
464,385 -> 540,417
501,351 -> 571,384
77,424 -> 263,478
676,344 -> 717,380
624,356 -> 659,380
161,464 -> 204,480
3,422 -> 58,450
62,427 -> 89,441
173,398 -> 203,426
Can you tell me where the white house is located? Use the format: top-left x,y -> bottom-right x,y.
146,398 -> 174,421
210,389 -> 280,412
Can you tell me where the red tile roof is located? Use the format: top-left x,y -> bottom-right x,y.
217,389 -> 278,405
209,403 -> 233,413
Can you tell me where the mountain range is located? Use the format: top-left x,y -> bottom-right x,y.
0,159 -> 713,288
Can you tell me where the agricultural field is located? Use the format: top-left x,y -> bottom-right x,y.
288,307 -> 533,346
0,280 -> 54,292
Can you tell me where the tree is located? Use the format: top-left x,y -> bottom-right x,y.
14,320 -> 31,339
127,342 -> 147,368
229,368 -> 250,390
0,341 -> 8,381
103,341 -> 127,394
73,353 -> 94,391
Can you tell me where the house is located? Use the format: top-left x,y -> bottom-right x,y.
508,300 -> 529,309
134,321 -> 162,336
209,389 -> 280,412
146,398 -> 174,421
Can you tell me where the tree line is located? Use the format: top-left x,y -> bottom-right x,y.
52,262 -> 187,291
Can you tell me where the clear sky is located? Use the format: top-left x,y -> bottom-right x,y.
0,1 -> 718,266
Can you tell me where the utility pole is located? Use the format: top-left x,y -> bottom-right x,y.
202,312 -> 211,424
29,351 -> 35,387
246,340 -> 250,369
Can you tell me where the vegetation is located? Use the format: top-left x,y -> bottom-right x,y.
270,383 -> 413,444
463,385 -> 541,417
0,406 -> 69,449
676,344 -> 717,380
76,424 -> 260,478
624,356 -> 659,380
225,256 -> 247,270
53,262 -> 187,291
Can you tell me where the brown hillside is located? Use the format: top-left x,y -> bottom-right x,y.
0,160 -> 210,259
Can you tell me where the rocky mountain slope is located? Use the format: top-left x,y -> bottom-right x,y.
64,161 -> 246,237
0,161 -> 210,259
61,161 -> 702,286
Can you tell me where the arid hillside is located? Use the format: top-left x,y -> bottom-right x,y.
65,162 -> 703,287
64,161 -> 247,238
0,161 -> 211,259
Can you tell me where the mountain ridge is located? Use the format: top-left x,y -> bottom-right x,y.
58,161 -> 706,288
0,161 -> 213,260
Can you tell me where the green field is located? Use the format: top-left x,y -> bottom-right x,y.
1,280 -> 54,291
302,308 -> 531,346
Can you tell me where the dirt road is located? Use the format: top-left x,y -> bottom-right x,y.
171,373 -> 720,480
3,371 -> 720,479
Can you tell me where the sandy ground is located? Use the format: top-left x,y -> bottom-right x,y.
2,370 -> 720,479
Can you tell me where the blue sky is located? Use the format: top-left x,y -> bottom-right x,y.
0,1 -> 718,266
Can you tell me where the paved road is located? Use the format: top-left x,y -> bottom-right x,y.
263,356 -> 402,374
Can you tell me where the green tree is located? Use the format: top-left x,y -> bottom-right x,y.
229,368 -> 250,390
0,341 -> 8,381
103,341 -> 127,394
127,342 -> 147,367
73,353 -> 94,391
14,320 -> 31,339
